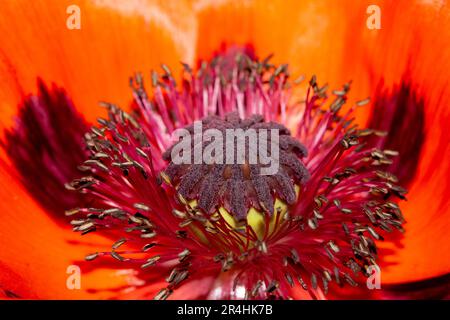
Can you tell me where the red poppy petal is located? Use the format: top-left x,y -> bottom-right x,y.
0,162 -> 131,299
367,78 -> 425,187
378,273 -> 450,299
0,0 -> 192,128
1,80 -> 90,225
361,2 -> 450,283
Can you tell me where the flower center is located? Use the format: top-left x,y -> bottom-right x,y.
161,112 -> 309,228
62,50 -> 407,300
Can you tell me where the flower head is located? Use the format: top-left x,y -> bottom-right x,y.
0,0 -> 449,301
65,51 -> 405,299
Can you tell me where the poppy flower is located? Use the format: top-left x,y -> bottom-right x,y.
0,0 -> 449,300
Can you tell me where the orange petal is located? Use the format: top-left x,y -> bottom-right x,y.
0,161 -> 135,298
193,0 -> 369,97
0,0 -> 195,131
359,1 -> 450,283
